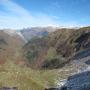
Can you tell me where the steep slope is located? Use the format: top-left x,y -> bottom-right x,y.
23,26 -> 90,69
0,30 -> 25,65
0,31 -> 9,64
49,28 -> 90,58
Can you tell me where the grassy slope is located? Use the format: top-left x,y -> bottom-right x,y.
0,58 -> 76,90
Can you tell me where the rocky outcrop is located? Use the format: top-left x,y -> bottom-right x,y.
46,71 -> 90,90
65,71 -> 90,90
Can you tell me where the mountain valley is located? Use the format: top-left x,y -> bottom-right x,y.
0,27 -> 90,90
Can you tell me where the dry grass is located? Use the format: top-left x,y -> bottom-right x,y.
0,60 -> 76,90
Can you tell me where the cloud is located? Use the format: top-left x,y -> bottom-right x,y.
0,0 -> 59,29
0,0 -> 32,17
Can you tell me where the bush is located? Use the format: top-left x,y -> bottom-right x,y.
42,55 -> 67,69
26,50 -> 38,63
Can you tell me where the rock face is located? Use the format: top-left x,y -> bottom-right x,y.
60,71 -> 90,90
65,71 -> 90,90
46,71 -> 90,90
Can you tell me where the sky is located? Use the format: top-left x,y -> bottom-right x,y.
0,0 -> 90,29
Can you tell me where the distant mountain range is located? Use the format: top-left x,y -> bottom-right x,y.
20,27 -> 57,41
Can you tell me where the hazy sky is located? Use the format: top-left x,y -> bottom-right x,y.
0,0 -> 90,29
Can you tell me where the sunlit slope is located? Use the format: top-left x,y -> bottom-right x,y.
0,30 -> 24,66
0,58 -> 77,90
0,60 -> 45,90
